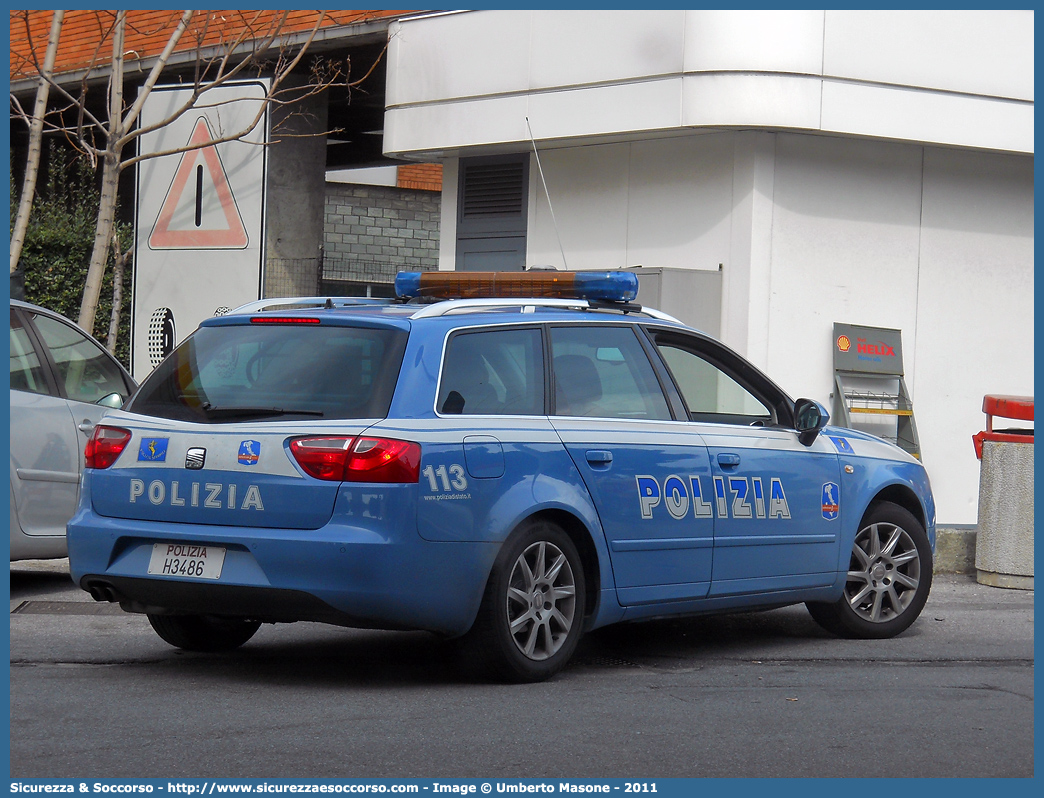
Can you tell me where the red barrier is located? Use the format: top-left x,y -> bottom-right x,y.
973,395 -> 1033,459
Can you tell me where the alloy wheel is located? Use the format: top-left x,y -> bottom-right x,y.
505,540 -> 577,660
845,521 -> 922,623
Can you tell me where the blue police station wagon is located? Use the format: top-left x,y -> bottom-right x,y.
68,271 -> 935,682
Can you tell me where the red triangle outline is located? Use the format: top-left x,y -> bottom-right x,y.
148,117 -> 250,249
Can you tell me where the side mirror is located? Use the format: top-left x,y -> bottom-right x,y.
96,392 -> 125,409
794,398 -> 829,446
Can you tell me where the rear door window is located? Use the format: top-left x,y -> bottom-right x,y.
10,309 -> 52,396
129,323 -> 407,423
437,327 -> 544,415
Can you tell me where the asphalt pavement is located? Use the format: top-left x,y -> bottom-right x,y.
9,558 -> 1035,778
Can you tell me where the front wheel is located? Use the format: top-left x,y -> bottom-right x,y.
807,502 -> 932,639
148,614 -> 261,652
465,520 -> 586,682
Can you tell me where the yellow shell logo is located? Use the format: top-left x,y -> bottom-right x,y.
837,335 -> 851,353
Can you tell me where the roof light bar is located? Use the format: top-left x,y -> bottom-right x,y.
394,271 -> 639,303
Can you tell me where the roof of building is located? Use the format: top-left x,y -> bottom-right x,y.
9,10 -> 409,85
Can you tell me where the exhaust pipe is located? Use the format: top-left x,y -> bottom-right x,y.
85,581 -> 119,603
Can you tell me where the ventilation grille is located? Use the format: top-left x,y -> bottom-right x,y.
461,161 -> 525,219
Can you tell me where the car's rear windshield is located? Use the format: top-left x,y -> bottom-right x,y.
129,323 -> 408,423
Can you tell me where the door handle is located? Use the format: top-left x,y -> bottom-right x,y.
717,453 -> 741,468
585,450 -> 613,466
78,420 -> 95,434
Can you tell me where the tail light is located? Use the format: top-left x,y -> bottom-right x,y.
289,436 -> 421,483
85,426 -> 132,469
288,437 -> 353,481
345,437 -> 421,483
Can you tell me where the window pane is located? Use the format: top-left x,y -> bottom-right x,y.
130,324 -> 407,423
10,310 -> 51,395
551,326 -> 671,420
659,344 -> 771,423
30,313 -> 128,403
438,328 -> 544,415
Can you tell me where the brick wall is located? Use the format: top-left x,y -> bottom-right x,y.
398,163 -> 443,192
322,182 -> 441,283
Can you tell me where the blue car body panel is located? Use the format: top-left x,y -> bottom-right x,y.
67,301 -> 936,640
69,469 -> 497,636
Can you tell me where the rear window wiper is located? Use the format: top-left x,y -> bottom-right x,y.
200,402 -> 325,420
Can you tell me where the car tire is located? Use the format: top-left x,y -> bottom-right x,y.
147,614 -> 261,652
807,501 -> 933,639
465,520 -> 586,683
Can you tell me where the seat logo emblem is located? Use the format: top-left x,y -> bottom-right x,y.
185,447 -> 206,470
137,438 -> 168,462
238,440 -> 260,466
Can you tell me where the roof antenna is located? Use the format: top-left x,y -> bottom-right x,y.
526,116 -> 569,271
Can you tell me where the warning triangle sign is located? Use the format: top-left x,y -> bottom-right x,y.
149,117 -> 250,249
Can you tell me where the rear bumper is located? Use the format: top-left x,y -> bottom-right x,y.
80,576 -> 366,626
67,504 -> 498,637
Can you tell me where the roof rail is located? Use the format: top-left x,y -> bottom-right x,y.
409,297 -> 681,323
229,296 -> 391,314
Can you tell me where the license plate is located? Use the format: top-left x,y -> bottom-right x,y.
147,543 -> 225,580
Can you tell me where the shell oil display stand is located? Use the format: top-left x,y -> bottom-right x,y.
831,322 -> 920,461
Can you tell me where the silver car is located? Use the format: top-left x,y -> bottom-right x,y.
10,299 -> 136,560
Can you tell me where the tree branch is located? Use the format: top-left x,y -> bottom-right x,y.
121,10 -> 195,132
10,10 -> 64,274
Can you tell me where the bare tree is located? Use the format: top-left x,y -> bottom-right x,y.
9,9 -> 64,275
10,10 -> 380,333
106,232 -> 130,354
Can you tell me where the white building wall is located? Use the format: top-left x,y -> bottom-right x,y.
821,11 -> 1033,101
526,135 -> 734,275
764,134 -> 925,396
725,133 -> 777,369
913,149 -> 1034,523
436,159 -> 459,270
386,10 -> 1033,157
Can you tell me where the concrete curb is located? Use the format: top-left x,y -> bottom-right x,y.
934,527 -> 977,574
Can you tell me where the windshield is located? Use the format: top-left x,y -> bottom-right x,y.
129,323 -> 407,423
